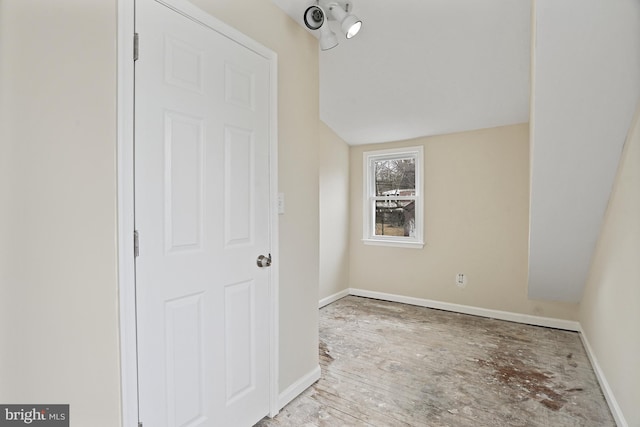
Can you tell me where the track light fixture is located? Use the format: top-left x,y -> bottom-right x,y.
327,2 -> 362,39
318,21 -> 339,50
303,5 -> 325,31
303,5 -> 339,50
303,1 -> 362,50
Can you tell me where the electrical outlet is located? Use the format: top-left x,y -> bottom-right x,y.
455,273 -> 467,288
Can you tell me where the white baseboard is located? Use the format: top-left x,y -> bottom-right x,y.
347,288 -> 581,331
319,289 -> 350,308
277,365 -> 321,411
579,327 -> 628,427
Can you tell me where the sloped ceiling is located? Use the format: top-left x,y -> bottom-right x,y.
528,0 -> 640,302
272,0 -> 640,303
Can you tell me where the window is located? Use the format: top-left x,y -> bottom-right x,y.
363,146 -> 424,248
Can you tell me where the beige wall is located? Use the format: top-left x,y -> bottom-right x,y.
0,0 -> 321,424
0,1 -> 121,425
191,0 -> 321,394
349,124 -> 579,320
579,102 -> 640,426
319,122 -> 350,301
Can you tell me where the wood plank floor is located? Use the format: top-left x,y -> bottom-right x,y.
256,296 -> 615,426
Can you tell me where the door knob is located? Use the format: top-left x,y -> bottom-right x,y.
256,254 -> 272,268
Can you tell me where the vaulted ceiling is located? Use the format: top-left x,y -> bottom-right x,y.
272,0 -> 640,303
273,0 -> 531,145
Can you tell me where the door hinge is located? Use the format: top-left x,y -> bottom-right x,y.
133,33 -> 139,61
134,230 -> 140,258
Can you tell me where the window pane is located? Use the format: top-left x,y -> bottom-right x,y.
374,199 -> 416,237
374,158 -> 415,197
364,146 -> 423,247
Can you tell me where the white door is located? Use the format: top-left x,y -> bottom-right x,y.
134,1 -> 274,425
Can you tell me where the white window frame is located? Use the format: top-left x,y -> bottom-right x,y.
362,146 -> 424,249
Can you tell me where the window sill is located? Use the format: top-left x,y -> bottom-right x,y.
362,238 -> 424,249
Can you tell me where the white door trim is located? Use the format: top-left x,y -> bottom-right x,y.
116,1 -> 279,425
116,1 -> 137,425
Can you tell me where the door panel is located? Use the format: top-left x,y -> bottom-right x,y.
225,126 -> 254,246
224,280 -> 256,403
135,1 -> 272,425
165,293 -> 206,426
165,111 -> 204,252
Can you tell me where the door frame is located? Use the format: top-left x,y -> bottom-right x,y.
116,1 -> 279,425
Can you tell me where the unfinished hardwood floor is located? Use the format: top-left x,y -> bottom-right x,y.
256,296 -> 614,426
